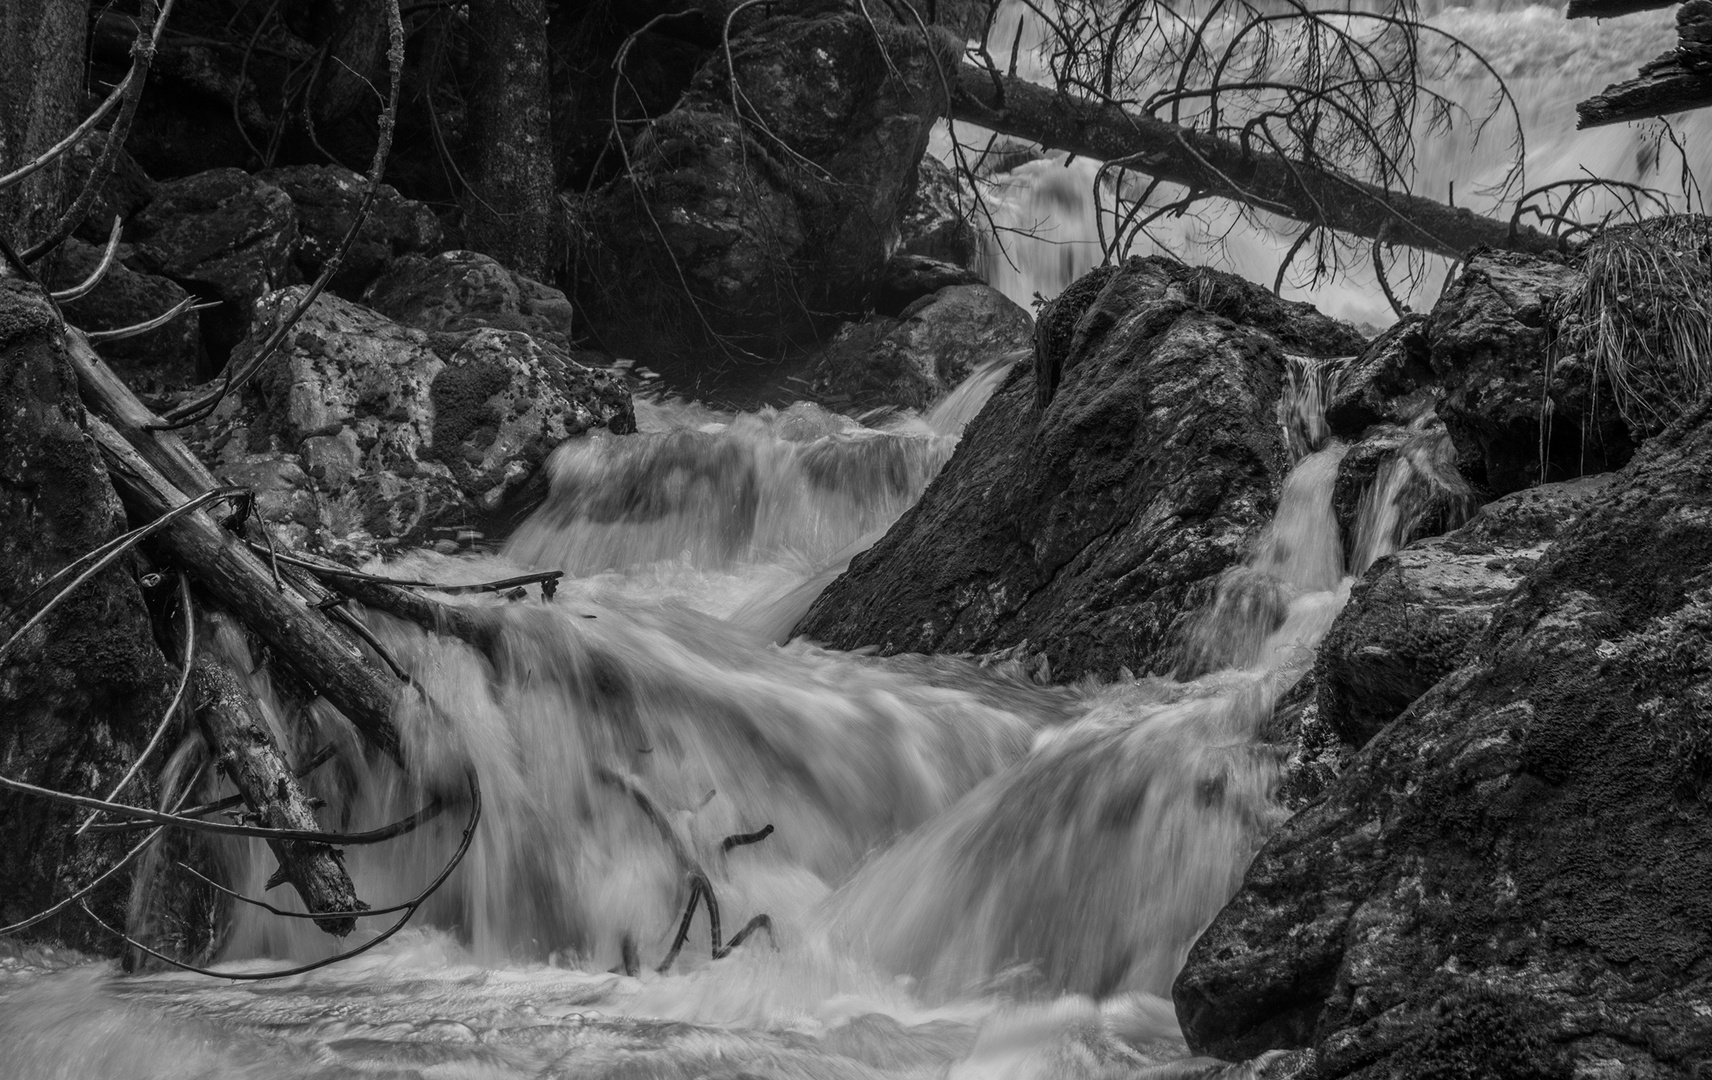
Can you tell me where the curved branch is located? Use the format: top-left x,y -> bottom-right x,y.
50,217 -> 124,303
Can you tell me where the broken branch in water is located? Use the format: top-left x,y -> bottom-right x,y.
88,744 -> 339,834
595,766 -> 777,973
79,768 -> 481,981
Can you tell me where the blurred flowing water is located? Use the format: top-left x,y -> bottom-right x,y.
0,4 -> 1643,1075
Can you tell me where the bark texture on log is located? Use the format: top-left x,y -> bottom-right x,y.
80,401 -> 406,765
1576,1 -> 1712,127
464,0 -> 558,280
193,655 -> 364,936
0,0 -> 89,245
949,63 -> 1559,260
1567,0 -> 1679,17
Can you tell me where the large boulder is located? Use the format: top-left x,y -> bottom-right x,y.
1316,474 -> 1613,748
792,256 -> 1366,680
260,165 -> 444,298
0,280 -> 173,950
128,168 -> 300,367
582,8 -> 956,361
364,250 -> 578,352
1430,248 -> 1619,495
803,283 -> 1033,413
42,238 -> 204,392
196,289 -> 633,557
1175,399 -> 1712,1077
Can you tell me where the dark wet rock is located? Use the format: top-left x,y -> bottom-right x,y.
804,284 -> 1032,413
260,165 -> 444,298
128,168 -> 300,367
364,250 -> 577,352
895,155 -> 977,267
583,9 -> 955,360
793,257 -> 1363,680
1324,314 -> 1432,437
874,254 -> 983,317
0,279 -> 173,950
1329,420 -> 1474,571
42,238 -> 203,392
196,288 -> 632,557
1175,401 -> 1712,1077
1431,249 -> 1629,495
62,130 -> 158,245
1316,475 -> 1613,748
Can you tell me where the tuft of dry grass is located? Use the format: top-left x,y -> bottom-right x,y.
1553,214 -> 1712,439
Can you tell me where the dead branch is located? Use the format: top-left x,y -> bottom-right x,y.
596,766 -> 775,973
50,218 -> 124,303
89,745 -> 337,835
67,335 -> 408,764
1577,2 -> 1712,128
949,61 -> 1557,260
78,767 -> 480,982
84,297 -> 220,344
157,0 -> 405,430
192,654 -> 366,936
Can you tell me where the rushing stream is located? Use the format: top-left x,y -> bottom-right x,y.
0,4 -> 1681,1076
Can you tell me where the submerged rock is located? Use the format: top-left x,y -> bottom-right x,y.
1175,400 -> 1712,1077
196,289 -> 632,557
793,256 -> 1365,680
804,283 -> 1032,413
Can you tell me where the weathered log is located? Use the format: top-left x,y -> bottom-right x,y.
192,655 -> 365,936
1567,0 -> 1679,18
949,62 -> 1560,260
82,409 -> 406,764
296,569 -> 503,655
1576,2 -> 1712,127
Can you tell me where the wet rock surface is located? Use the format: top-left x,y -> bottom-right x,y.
363,250 -> 576,351
803,283 -> 1033,413
0,280 -> 172,950
194,289 -> 632,558
1175,400 -> 1712,1077
1316,474 -> 1614,748
793,256 -> 1365,680
895,155 -> 977,267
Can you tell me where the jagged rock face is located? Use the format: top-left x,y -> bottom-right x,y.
128,168 -> 301,365
260,165 -> 444,298
364,250 -> 578,352
1325,314 -> 1433,438
584,8 -> 955,361
43,238 -> 204,391
1431,249 -> 1631,495
803,283 -> 1032,413
792,257 -> 1365,680
1316,475 -> 1613,748
1175,401 -> 1712,1078
196,289 -> 632,557
0,280 -> 172,950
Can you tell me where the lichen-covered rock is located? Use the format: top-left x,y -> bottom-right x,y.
363,250 -> 577,351
0,279 -> 173,951
1316,475 -> 1613,748
804,283 -> 1032,413
895,155 -> 976,267
199,288 -> 632,557
792,257 -> 1366,679
128,168 -> 300,364
1174,401 -> 1712,1077
43,238 -> 204,391
583,8 -> 955,360
1431,249 -> 1627,495
261,164 -> 444,298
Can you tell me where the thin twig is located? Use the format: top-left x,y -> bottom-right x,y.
50,217 -> 124,302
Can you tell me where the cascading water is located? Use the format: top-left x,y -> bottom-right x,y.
0,339 -> 1456,1079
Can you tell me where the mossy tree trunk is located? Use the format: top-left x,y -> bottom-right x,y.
0,0 -> 90,248
464,0 -> 559,281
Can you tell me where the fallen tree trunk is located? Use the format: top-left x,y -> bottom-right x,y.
948,62 -> 1559,260
1576,1 -> 1712,127
193,655 -> 365,936
1567,0 -> 1678,18
82,408 -> 406,765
